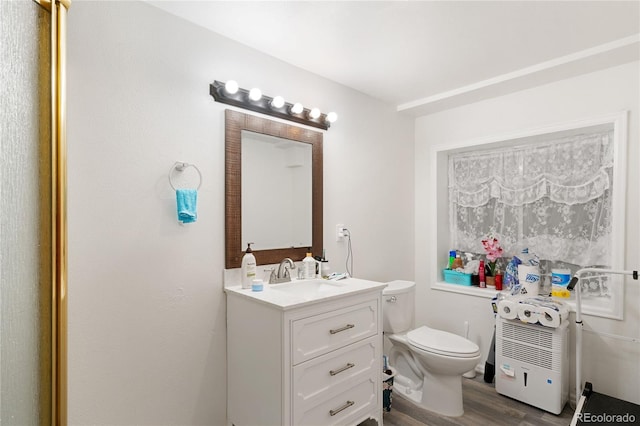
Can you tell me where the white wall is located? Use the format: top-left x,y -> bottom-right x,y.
415,61 -> 640,404
67,1 -> 414,424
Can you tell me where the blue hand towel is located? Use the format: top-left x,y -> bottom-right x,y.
176,189 -> 198,223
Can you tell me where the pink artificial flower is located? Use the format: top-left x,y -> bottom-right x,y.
481,237 -> 504,275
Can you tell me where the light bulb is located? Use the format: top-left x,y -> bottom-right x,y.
309,108 -> 321,119
249,88 -> 262,101
224,80 -> 239,95
291,102 -> 303,114
271,96 -> 285,109
326,112 -> 338,123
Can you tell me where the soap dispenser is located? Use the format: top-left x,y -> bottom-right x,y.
241,243 -> 257,289
302,252 -> 316,279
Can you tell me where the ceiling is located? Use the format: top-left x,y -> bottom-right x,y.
148,1 -> 640,115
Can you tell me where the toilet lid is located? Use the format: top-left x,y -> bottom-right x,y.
382,280 -> 415,295
407,326 -> 479,357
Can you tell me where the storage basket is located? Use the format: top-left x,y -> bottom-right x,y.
443,269 -> 472,286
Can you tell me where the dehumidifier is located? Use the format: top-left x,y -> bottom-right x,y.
495,316 -> 569,414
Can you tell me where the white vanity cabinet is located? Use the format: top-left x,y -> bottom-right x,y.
226,280 -> 385,426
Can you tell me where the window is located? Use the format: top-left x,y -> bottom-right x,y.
431,113 -> 628,319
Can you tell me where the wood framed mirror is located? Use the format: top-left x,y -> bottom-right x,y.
225,109 -> 323,269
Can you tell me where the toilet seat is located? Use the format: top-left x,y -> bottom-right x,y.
407,326 -> 480,358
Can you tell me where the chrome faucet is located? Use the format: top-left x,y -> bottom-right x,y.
269,258 -> 296,284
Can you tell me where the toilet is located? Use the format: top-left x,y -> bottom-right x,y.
383,280 -> 481,417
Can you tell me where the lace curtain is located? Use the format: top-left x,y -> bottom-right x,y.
449,129 -> 613,268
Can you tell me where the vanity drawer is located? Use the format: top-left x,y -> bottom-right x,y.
293,336 -> 377,405
291,300 -> 378,365
293,376 -> 377,426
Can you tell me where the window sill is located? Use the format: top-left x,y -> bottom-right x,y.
431,281 -> 508,299
431,281 -> 622,320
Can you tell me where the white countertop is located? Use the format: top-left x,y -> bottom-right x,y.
224,277 -> 387,310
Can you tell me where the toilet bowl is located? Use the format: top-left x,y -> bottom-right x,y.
383,280 -> 481,417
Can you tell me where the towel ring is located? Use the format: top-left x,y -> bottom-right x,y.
168,162 -> 202,190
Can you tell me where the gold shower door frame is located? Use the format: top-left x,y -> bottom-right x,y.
34,0 -> 70,424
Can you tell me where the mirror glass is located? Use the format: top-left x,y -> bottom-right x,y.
225,109 -> 323,268
242,130 -> 312,250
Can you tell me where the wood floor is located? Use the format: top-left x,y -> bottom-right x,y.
362,375 -> 575,426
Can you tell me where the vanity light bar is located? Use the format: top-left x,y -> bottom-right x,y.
210,80 -> 335,130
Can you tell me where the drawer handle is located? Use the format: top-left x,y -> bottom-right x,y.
329,324 -> 355,334
329,400 -> 355,417
329,362 -> 355,376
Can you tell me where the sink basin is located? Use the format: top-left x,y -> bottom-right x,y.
225,276 -> 387,310
269,279 -> 346,300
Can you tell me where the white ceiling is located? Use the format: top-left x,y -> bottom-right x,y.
148,1 -> 640,115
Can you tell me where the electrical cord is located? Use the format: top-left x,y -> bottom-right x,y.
343,228 -> 353,277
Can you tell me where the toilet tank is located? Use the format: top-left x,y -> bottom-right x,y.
382,280 -> 415,334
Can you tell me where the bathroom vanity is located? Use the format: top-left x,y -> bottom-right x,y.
225,278 -> 386,426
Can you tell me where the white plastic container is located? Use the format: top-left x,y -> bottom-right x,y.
241,243 -> 257,289
302,252 -> 316,279
318,260 -> 331,279
251,279 -> 263,292
551,269 -> 572,298
517,264 -> 540,296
